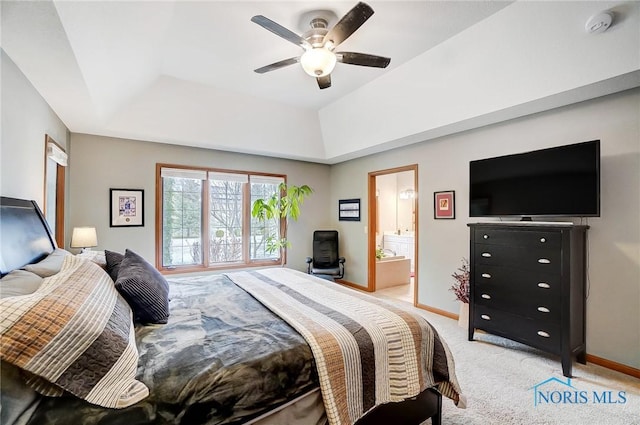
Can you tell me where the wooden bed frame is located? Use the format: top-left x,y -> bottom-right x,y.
0,196 -> 442,425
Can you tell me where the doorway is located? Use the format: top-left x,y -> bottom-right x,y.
367,165 -> 418,304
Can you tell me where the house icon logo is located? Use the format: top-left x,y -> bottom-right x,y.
529,377 -> 577,407
529,376 -> 627,407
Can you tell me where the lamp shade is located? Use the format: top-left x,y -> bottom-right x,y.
71,227 -> 98,248
300,47 -> 337,77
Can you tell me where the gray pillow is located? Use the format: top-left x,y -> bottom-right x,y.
105,250 -> 125,282
23,248 -> 71,277
115,249 -> 169,325
0,270 -> 44,298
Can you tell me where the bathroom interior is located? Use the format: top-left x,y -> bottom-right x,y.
375,170 -> 416,303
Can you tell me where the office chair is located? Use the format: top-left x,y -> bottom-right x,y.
305,230 -> 345,280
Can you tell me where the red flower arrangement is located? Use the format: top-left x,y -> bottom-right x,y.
450,258 -> 470,304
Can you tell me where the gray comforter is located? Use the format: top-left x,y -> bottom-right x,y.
24,274 -> 318,425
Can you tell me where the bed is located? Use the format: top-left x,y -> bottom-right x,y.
0,196 -> 463,425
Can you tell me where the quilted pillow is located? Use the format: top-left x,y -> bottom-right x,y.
1,256 -> 149,408
115,249 -> 170,324
105,250 -> 125,281
0,270 -> 43,299
23,248 -> 71,277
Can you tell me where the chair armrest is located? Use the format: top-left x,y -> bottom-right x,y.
305,257 -> 312,264
339,257 -> 345,264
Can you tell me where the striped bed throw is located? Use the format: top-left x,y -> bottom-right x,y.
226,268 -> 463,425
0,256 -> 149,408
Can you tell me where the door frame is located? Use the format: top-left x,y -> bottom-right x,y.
367,164 -> 418,304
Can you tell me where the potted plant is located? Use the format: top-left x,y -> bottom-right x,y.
450,258 -> 470,327
251,182 -> 313,258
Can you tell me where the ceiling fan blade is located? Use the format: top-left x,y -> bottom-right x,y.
251,15 -> 311,50
317,75 -> 331,89
323,2 -> 374,48
337,52 -> 390,68
254,57 -> 300,74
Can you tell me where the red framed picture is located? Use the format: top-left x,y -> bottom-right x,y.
434,190 -> 455,219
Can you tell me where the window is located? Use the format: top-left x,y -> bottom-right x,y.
157,165 -> 284,272
44,135 -> 67,248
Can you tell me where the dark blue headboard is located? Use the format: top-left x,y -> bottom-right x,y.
0,196 -> 56,276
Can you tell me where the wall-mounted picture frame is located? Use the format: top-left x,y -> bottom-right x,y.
110,189 -> 144,227
339,198 -> 360,221
434,190 -> 455,219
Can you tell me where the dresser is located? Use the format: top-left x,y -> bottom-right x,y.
467,223 -> 588,377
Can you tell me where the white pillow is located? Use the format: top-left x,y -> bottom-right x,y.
23,248 -> 72,277
0,270 -> 43,298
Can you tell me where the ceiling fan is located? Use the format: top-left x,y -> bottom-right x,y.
251,2 -> 391,89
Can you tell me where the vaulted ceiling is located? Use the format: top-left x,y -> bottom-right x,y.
2,1 -> 639,163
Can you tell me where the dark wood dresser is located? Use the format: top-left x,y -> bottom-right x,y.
467,223 -> 589,377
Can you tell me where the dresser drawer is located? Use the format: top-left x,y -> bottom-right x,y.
474,244 -> 561,273
474,228 -> 562,249
474,264 -> 561,296
473,306 -> 561,353
473,286 -> 561,322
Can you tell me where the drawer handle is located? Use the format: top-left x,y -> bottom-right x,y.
540,237 -> 546,243
537,307 -> 550,313
538,258 -> 551,264
481,314 -> 491,320
481,294 -> 491,299
538,282 -> 551,289
481,273 -> 492,279
537,331 -> 550,338
483,234 -> 489,239
482,252 -> 492,258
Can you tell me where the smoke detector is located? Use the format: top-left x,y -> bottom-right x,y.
585,12 -> 613,34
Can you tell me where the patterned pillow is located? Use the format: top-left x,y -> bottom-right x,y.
115,249 -> 170,325
23,249 -> 71,277
105,250 -> 125,281
0,270 -> 43,298
0,256 -> 148,408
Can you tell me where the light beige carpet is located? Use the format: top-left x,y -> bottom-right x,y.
373,295 -> 640,425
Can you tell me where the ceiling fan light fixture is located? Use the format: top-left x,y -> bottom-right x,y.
300,47 -> 336,77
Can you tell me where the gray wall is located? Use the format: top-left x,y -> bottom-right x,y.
68,134 -> 332,272
1,50 -> 70,234
331,88 -> 640,369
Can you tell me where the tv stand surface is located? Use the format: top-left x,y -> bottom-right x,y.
467,223 -> 589,377
471,221 -> 575,226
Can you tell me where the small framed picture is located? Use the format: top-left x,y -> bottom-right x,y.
339,198 -> 360,221
434,190 -> 455,219
110,189 -> 144,227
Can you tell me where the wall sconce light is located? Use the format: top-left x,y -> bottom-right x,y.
71,227 -> 98,252
399,189 -> 416,200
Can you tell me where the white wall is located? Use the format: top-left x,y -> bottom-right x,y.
68,134 -> 332,271
331,88 -> 640,369
1,49 -> 69,219
321,1 -> 640,162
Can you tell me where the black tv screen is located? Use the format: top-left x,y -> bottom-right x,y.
469,140 -> 600,218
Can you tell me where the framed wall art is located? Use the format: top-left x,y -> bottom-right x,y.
339,198 -> 360,221
434,190 -> 455,219
110,189 -> 144,227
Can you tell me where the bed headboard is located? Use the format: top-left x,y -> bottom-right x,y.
0,196 -> 56,276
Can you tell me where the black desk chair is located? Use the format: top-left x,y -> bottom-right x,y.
305,230 -> 345,280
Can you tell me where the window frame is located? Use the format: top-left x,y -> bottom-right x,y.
155,163 -> 286,273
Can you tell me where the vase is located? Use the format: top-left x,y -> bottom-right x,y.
458,302 -> 469,328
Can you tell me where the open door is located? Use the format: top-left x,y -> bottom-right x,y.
368,165 -> 418,305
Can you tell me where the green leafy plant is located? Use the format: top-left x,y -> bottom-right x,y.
251,182 -> 313,254
375,246 -> 384,260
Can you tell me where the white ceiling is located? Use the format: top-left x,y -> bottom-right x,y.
2,1 -> 639,163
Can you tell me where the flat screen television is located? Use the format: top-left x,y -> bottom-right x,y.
469,140 -> 600,219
